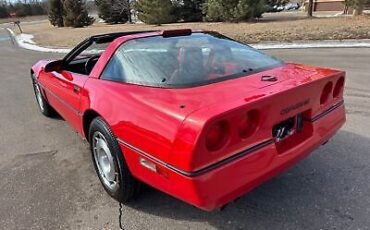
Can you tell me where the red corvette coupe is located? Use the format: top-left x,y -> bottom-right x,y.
31,29 -> 346,211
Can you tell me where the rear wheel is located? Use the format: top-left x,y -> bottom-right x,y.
31,74 -> 54,117
89,117 -> 140,203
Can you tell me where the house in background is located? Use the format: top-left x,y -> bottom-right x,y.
304,0 -> 370,13
303,0 -> 350,12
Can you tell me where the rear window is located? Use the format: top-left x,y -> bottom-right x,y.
101,32 -> 283,88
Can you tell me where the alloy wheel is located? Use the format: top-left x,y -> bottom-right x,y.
92,131 -> 119,192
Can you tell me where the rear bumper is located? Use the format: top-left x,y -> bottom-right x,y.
120,102 -> 346,211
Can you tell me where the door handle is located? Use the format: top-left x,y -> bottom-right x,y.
73,86 -> 80,93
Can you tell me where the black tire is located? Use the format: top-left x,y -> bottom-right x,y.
31,73 -> 54,117
89,117 -> 140,203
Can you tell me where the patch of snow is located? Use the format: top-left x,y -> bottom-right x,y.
6,28 -> 71,53
251,39 -> 370,50
334,12 -> 344,17
17,33 -> 36,44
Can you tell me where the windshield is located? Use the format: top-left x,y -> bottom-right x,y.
101,32 -> 283,88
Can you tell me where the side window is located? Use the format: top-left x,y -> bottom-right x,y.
101,54 -> 125,81
100,44 -> 175,84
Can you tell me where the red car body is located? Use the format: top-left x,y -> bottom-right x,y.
31,30 -> 346,211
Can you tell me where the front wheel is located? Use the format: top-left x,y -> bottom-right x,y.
31,74 -> 54,117
89,117 -> 140,203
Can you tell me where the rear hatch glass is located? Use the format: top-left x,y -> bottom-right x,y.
101,32 -> 284,88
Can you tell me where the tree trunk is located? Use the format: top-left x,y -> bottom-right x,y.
353,0 -> 365,16
127,0 -> 132,23
307,0 -> 314,17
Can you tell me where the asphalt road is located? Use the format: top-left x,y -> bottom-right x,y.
0,28 -> 369,230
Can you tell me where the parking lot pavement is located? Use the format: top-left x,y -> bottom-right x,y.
0,28 -> 369,230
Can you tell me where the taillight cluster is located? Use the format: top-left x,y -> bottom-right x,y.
238,110 -> 259,139
205,120 -> 229,151
205,110 -> 259,152
320,82 -> 333,105
320,77 -> 345,105
333,77 -> 345,98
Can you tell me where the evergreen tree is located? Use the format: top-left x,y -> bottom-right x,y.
13,3 -> 28,17
95,0 -> 129,24
63,0 -> 94,27
96,0 -> 113,22
206,0 -> 266,22
0,3 -> 8,18
137,0 -> 176,25
353,0 -> 366,15
205,0 -> 236,22
176,0 -> 205,22
344,0 -> 370,15
23,3 -> 33,16
232,0 -> 266,20
48,0 -> 64,27
31,3 -> 47,16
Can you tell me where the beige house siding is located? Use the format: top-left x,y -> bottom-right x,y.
304,0 -> 348,12
305,0 -> 370,12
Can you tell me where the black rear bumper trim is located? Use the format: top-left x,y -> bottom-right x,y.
117,138 -> 273,178
308,100 -> 344,122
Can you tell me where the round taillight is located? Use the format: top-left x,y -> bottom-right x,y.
205,120 -> 229,151
320,82 -> 333,105
333,77 -> 345,98
238,110 -> 259,139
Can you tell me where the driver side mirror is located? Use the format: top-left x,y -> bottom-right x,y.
44,60 -> 64,73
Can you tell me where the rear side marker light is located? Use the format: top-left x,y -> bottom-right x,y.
206,120 -> 229,152
238,110 -> 259,139
333,77 -> 345,98
320,82 -> 333,105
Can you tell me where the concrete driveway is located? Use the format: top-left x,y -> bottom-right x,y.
0,28 -> 369,230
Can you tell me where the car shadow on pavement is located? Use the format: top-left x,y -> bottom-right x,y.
48,110 -> 65,121
126,130 -> 370,229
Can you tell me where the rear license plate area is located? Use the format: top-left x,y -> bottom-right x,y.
272,112 -> 313,154
272,114 -> 304,143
